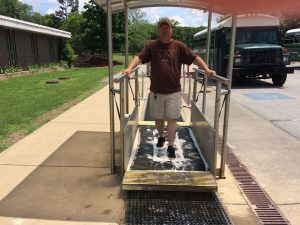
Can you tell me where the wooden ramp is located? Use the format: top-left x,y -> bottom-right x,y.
122,170 -> 217,192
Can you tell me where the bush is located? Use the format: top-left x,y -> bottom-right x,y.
0,63 -> 66,75
61,41 -> 77,68
0,66 -> 23,74
59,60 -> 68,68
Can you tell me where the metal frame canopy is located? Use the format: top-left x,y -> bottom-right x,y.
95,0 -> 300,14
95,0 -> 300,176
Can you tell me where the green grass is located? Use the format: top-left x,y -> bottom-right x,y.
0,65 -> 125,152
113,53 -> 134,63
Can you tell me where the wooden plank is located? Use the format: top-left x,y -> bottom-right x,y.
122,170 -> 217,192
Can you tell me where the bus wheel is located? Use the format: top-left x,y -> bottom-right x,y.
272,74 -> 287,86
223,63 -> 238,86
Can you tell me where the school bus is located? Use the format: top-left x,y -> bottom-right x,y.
193,14 -> 294,86
284,28 -> 300,61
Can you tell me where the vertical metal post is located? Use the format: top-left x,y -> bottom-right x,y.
146,62 -> 150,75
107,0 -> 115,174
201,9 -> 211,115
141,73 -> 144,99
205,9 -> 212,66
125,5 -> 129,114
187,65 -> 191,106
182,65 -> 186,93
213,81 -> 222,176
220,14 -> 237,178
202,73 -> 207,114
120,79 -> 125,175
134,69 -> 139,105
193,71 -> 197,102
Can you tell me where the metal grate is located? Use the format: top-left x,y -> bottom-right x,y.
226,150 -> 290,225
125,191 -> 233,225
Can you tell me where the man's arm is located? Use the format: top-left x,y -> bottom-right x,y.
193,56 -> 216,77
123,56 -> 140,77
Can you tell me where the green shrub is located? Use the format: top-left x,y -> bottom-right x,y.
0,66 -> 23,74
59,60 -> 68,68
61,41 -> 77,68
0,63 -> 64,75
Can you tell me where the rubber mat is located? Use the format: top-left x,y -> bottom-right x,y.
129,126 -> 206,171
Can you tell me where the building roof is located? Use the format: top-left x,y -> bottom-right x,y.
0,15 -> 71,38
194,14 -> 279,38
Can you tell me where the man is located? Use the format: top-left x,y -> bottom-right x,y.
123,17 -> 215,158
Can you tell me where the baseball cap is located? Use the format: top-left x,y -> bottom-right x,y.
157,17 -> 172,28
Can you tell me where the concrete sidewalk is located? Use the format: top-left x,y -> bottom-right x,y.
0,72 -> 259,224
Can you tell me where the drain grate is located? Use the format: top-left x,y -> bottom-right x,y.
125,191 -> 232,225
226,150 -> 290,225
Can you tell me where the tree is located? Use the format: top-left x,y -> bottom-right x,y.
61,40 -> 77,67
128,9 -> 150,55
129,21 -> 151,55
61,12 -> 86,54
71,0 -> 79,13
277,11 -> 300,44
217,14 -> 231,23
81,0 -> 125,55
55,0 -> 78,20
128,8 -> 145,25
172,26 -> 206,48
81,1 -> 107,54
112,11 -> 125,52
43,13 -> 63,29
170,19 -> 180,28
30,12 -> 46,25
0,0 -> 33,21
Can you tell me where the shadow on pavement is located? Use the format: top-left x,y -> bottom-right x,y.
0,131 -> 123,223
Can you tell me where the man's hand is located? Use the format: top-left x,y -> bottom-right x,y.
123,56 -> 140,77
123,68 -> 132,77
193,56 -> 216,78
205,69 -> 216,78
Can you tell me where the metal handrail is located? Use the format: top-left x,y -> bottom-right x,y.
113,66 -> 139,83
111,66 -> 140,175
194,68 -> 229,85
191,67 -> 231,178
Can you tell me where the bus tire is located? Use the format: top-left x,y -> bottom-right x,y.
272,74 -> 287,86
223,63 -> 238,86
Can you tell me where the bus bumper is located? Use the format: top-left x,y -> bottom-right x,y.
233,66 -> 294,76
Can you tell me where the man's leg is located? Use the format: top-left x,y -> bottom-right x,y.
166,118 -> 177,146
155,119 -> 165,138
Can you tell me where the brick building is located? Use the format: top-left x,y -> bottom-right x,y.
0,15 -> 71,67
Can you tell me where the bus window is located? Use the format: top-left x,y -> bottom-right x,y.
236,29 -> 278,44
285,34 -> 294,44
226,31 -> 231,43
295,34 -> 300,43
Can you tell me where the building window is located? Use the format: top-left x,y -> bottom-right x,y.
48,37 -> 55,62
31,33 -> 39,64
6,29 -> 18,66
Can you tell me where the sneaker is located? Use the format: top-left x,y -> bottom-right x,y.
156,137 -> 165,147
167,146 -> 176,158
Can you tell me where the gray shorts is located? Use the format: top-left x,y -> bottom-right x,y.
149,91 -> 182,120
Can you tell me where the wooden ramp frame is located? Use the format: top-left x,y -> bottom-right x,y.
122,170 -> 217,192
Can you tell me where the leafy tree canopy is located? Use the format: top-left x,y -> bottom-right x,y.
0,0 -> 33,21
55,0 -> 79,20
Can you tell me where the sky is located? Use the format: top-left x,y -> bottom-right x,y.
19,0 -> 220,27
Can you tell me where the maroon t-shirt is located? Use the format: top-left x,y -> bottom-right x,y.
138,39 -> 197,94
